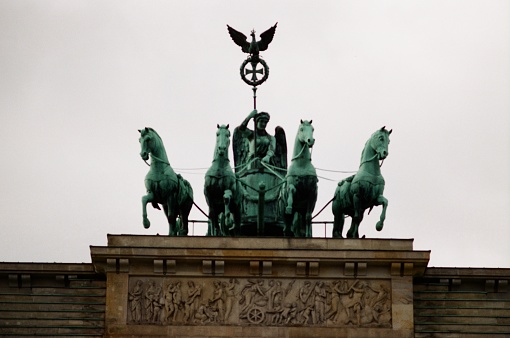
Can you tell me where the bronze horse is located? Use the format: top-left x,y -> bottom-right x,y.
139,127 -> 193,236
332,127 -> 391,238
279,120 -> 318,237
204,124 -> 242,236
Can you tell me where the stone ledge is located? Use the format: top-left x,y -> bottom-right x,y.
107,234 -> 416,251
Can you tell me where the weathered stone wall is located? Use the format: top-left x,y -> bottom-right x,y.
91,235 -> 430,338
414,267 -> 510,337
0,263 -> 106,337
1,238 -> 509,338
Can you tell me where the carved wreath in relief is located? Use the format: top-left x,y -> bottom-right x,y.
127,278 -> 391,327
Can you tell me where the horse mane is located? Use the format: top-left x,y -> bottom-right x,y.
144,127 -> 161,141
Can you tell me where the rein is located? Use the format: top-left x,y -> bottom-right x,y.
359,153 -> 385,168
291,142 -> 311,161
142,153 -> 171,167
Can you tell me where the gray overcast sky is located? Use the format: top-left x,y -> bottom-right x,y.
0,1 -> 509,268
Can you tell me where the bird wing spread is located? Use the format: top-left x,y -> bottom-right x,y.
257,23 -> 278,52
227,25 -> 249,53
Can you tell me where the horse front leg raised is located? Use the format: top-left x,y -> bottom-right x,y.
142,191 -> 154,229
375,195 -> 388,231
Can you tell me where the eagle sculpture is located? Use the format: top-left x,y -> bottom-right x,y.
227,23 -> 277,59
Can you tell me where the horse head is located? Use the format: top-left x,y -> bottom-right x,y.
298,120 -> 315,148
138,127 -> 166,163
369,126 -> 392,160
215,124 -> 231,158
138,127 -> 155,161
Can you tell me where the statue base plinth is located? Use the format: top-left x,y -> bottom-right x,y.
91,235 -> 429,338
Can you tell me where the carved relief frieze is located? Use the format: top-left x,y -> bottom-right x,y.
127,278 -> 391,328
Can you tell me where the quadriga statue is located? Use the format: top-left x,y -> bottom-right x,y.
138,127 -> 194,236
332,127 -> 392,238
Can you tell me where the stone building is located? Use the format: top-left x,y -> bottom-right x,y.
0,235 -> 508,337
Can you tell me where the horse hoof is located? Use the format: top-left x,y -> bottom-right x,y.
332,232 -> 343,239
143,219 -> 151,229
376,221 -> 384,231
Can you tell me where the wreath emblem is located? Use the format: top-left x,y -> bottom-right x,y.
240,56 -> 269,87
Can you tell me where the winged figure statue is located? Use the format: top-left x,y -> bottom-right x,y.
227,23 -> 278,60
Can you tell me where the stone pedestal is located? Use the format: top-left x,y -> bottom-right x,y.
90,235 -> 429,338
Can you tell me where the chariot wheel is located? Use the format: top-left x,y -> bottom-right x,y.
247,307 -> 265,324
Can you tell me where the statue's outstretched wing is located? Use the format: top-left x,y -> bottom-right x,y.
274,126 -> 287,171
258,23 -> 278,52
233,127 -> 249,173
227,25 -> 249,53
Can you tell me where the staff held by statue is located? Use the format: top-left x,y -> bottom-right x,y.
227,22 -> 277,171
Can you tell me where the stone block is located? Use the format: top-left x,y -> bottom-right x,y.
345,262 -> 355,276
262,261 -> 272,275
309,261 -> 319,276
296,262 -> 306,275
202,260 -> 212,274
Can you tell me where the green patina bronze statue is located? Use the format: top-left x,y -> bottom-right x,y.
227,23 -> 277,87
233,110 -> 287,236
332,127 -> 392,238
136,24 -> 394,239
233,110 -> 286,172
139,127 -> 194,236
204,124 -> 243,237
279,120 -> 318,237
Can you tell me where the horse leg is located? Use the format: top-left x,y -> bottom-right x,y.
347,211 -> 363,239
208,210 -> 218,236
305,211 -> 313,238
332,212 -> 345,238
179,195 -> 193,236
305,184 -> 317,238
142,192 -> 154,229
223,190 -> 235,235
286,183 -> 296,214
218,212 -> 225,236
332,191 -> 345,238
348,190 -> 363,238
375,195 -> 388,231
166,200 -> 178,236
179,211 -> 189,236
291,212 -> 301,237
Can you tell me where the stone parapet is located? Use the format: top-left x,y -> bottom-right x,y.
91,235 -> 430,338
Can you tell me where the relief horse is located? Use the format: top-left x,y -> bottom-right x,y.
279,120 -> 318,237
204,124 -> 242,236
332,126 -> 391,238
139,127 -> 193,236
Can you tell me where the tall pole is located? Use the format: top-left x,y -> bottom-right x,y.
252,86 -> 258,170
228,23 -> 276,237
